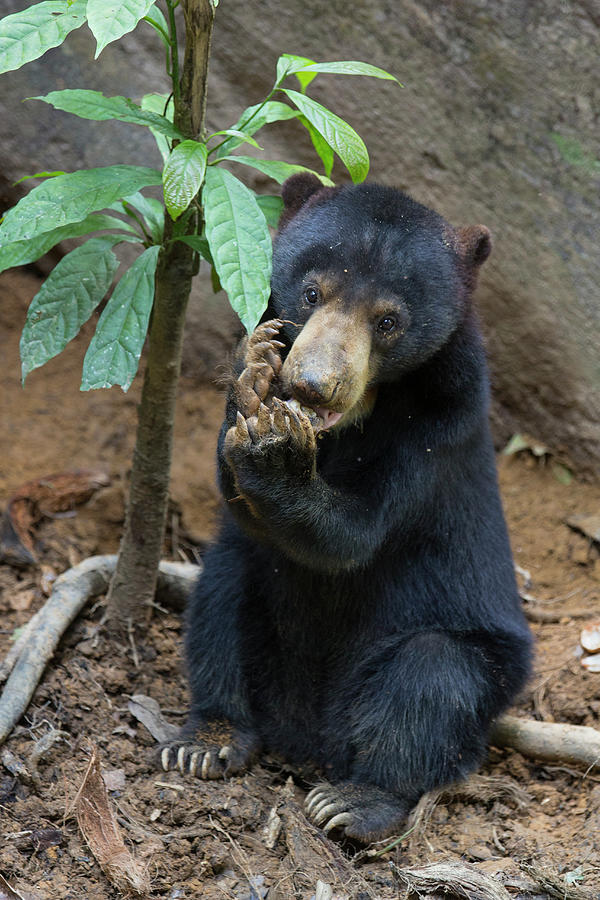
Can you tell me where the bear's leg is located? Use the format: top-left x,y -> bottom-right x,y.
160,539 -> 261,779
306,630 -> 528,842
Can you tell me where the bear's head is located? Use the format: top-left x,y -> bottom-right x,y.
271,174 -> 491,429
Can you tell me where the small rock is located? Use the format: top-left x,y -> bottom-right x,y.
467,843 -> 494,861
102,768 -> 126,792
581,622 -> 600,654
567,514 -> 600,544
581,655 -> 600,673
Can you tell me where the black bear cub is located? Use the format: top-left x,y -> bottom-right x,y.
163,174 -> 532,843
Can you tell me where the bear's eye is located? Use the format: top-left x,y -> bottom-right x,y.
303,286 -> 320,305
377,315 -> 398,334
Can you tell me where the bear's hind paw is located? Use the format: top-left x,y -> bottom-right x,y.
305,781 -> 411,844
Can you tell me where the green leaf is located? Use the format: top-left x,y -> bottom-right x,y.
286,60 -> 399,83
0,213 -> 140,275
203,168 -> 272,333
143,3 -> 170,48
299,115 -> 334,177
163,141 -> 208,220
81,245 -> 160,391
120,192 -> 164,243
14,170 -> 65,184
87,0 -> 156,58
0,0 -> 87,74
282,89 -> 369,183
208,129 -> 262,150
551,133 -> 600,173
31,89 -> 182,138
256,195 -> 284,229
20,238 -> 121,383
551,462 -> 573,486
275,53 -> 317,91
176,234 -> 212,262
141,92 -> 174,164
214,101 -> 299,159
0,165 -> 162,244
222,156 -> 333,186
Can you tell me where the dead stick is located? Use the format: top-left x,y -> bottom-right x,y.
490,714 -> 600,769
0,554 -> 198,746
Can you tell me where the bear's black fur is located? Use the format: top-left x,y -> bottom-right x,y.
172,175 -> 532,842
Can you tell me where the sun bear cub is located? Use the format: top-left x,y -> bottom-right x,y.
163,174 -> 532,843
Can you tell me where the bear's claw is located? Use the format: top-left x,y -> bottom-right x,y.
160,731 -> 256,780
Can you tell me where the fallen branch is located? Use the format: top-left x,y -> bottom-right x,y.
0,554 -> 199,746
490,714 -> 600,770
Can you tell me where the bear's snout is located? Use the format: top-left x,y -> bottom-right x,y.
281,307 -> 371,415
291,373 -> 341,409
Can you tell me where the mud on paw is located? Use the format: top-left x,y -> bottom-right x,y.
234,319 -> 286,419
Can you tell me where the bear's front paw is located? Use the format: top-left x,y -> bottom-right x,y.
225,397 -> 316,480
158,724 -> 259,780
234,319 -> 285,418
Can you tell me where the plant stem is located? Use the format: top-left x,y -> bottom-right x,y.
166,0 -> 181,107
105,0 -> 215,633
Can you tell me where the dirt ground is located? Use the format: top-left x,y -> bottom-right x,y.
1,269 -> 600,900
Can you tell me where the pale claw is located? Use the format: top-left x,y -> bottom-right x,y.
305,788 -> 328,814
236,411 -> 251,444
177,745 -> 187,775
323,812 -> 354,834
201,751 -> 211,779
188,750 -> 200,777
161,747 -> 171,772
314,802 -> 342,826
256,402 -> 272,438
310,796 -> 336,819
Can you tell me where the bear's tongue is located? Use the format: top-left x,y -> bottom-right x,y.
316,408 -> 343,430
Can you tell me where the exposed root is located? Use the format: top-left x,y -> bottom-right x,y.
73,745 -> 149,897
0,554 -> 199,746
491,714 -> 600,770
390,860 -> 512,900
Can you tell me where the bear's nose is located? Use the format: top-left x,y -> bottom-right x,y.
292,374 -> 338,408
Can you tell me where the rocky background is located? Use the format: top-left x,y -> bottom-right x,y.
1,0 -> 599,472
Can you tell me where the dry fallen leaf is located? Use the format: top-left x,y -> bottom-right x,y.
73,745 -> 149,897
0,469 -> 110,566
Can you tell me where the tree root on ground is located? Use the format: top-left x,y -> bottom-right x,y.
0,554 -> 198,746
1,554 -> 600,779
490,714 -> 600,770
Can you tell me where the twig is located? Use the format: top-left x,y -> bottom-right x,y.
0,555 -> 199,746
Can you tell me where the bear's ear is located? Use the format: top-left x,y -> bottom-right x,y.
456,225 -> 492,268
281,173 -> 324,216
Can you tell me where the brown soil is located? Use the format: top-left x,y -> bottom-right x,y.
1,270 -> 600,899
